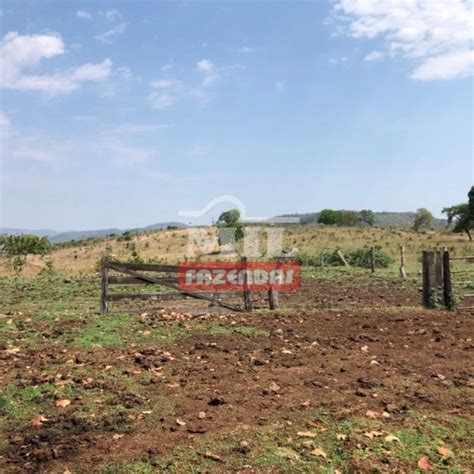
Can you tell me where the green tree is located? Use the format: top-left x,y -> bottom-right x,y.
469,185 -> 474,219
0,234 -> 52,272
413,208 -> 433,232
318,209 -> 342,226
359,209 -> 375,226
442,186 -> 474,241
340,211 -> 361,226
217,209 -> 244,243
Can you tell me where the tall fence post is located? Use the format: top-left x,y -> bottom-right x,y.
100,255 -> 109,315
370,247 -> 375,273
442,250 -> 454,310
268,261 -> 280,310
337,250 -> 350,267
435,250 -> 443,291
422,251 -> 436,308
399,246 -> 406,279
268,287 -> 279,310
241,256 -> 253,312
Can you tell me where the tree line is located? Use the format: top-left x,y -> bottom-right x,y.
317,209 -> 375,226
0,186 -> 472,272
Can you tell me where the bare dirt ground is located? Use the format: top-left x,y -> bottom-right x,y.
1,274 -> 473,473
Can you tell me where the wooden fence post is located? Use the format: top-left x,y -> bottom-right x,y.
434,250 -> 443,290
442,250 -> 454,310
422,251 -> 436,308
399,246 -> 407,279
268,287 -> 279,310
370,247 -> 375,273
241,257 -> 253,312
268,261 -> 280,310
100,255 -> 109,315
337,250 -> 350,267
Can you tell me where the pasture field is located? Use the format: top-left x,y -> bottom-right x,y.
0,227 -> 473,473
1,226 -> 472,276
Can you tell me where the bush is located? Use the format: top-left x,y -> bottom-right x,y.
345,247 -> 393,268
296,247 -> 393,269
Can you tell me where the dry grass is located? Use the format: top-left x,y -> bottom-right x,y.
0,226 -> 471,276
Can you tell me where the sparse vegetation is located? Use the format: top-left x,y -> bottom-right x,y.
0,225 -> 472,472
0,234 -> 51,272
413,208 -> 433,232
217,208 -> 244,243
443,186 -> 474,241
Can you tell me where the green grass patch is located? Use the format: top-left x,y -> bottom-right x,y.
0,382 -> 78,421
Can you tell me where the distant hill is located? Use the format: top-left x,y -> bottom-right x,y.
276,211 -> 447,228
373,212 -> 446,228
1,211 -> 447,244
0,222 -> 187,243
0,228 -> 58,238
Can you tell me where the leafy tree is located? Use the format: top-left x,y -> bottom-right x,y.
469,186 -> 474,216
340,211 -> 361,226
0,234 -> 51,272
442,186 -> 474,241
217,209 -> 244,242
413,208 -> 433,232
217,209 -> 240,226
359,209 -> 375,226
318,247 -> 393,268
318,209 -> 343,226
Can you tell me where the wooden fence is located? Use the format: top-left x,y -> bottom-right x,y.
100,256 -> 280,315
422,250 -> 474,310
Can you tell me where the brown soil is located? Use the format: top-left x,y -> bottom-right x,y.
1,278 -> 473,472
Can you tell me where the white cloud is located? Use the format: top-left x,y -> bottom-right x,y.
111,123 -> 172,134
4,131 -> 68,165
196,59 -> 221,86
0,110 -> 12,139
105,142 -> 158,165
12,145 -> 61,164
148,79 -> 186,109
95,23 -> 127,44
104,9 -> 121,22
0,115 -> 61,165
161,62 -> 173,72
412,49 -> 474,80
333,0 -> 474,81
149,60 -> 224,109
76,10 -> 92,20
275,80 -> 286,91
364,50 -> 384,61
71,59 -> 112,82
237,46 -> 257,54
0,111 -> 10,128
187,142 -> 213,157
72,115 -> 99,122
0,32 -> 112,95
329,56 -> 349,65
0,31 -> 64,84
2,113 -> 167,174
116,66 -> 132,80
151,79 -> 179,89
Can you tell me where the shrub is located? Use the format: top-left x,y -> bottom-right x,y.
296,247 -> 393,269
345,246 -> 393,268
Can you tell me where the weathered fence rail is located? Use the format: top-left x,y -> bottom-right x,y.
100,256 -> 281,315
422,250 -> 473,310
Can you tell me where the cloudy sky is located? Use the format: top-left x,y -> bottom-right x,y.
0,0 -> 472,230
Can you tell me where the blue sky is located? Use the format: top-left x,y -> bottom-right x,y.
0,0 -> 472,230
